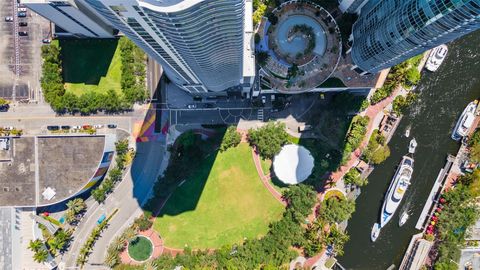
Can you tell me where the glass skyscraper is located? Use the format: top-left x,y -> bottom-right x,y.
351,0 -> 480,74
82,0 -> 252,93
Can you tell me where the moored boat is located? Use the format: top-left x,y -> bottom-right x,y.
451,101 -> 478,141
371,223 -> 381,242
380,156 -> 414,227
405,126 -> 411,138
408,138 -> 417,154
425,45 -> 448,72
399,212 -> 409,227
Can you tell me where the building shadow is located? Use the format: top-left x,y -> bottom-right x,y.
59,38 -> 118,85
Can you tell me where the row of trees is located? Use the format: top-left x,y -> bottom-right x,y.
370,55 -> 422,105
121,185 -> 318,269
220,126 -> 241,152
28,228 -> 72,262
468,128 -> 480,163
434,169 -> 480,269
341,115 -> 370,164
392,92 -> 417,115
92,140 -> 130,203
119,37 -> 148,104
76,210 -> 117,266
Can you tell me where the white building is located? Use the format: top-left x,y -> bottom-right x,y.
82,0 -> 255,94
23,0 -> 115,38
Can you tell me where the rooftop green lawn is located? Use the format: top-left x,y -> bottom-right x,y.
59,39 -> 122,96
154,143 -> 284,249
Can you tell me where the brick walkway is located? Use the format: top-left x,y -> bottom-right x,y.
251,147 -> 287,206
119,229 -> 164,265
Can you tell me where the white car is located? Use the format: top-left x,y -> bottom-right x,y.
94,124 -> 103,129
72,125 -> 81,130
3,126 -> 14,130
187,104 -> 197,109
261,96 -> 266,104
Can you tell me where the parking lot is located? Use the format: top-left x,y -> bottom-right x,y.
0,0 -> 50,102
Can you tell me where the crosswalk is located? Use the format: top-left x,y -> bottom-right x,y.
257,109 -> 264,121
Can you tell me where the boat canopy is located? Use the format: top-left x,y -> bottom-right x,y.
463,114 -> 474,128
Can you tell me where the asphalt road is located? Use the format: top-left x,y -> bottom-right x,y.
62,140 -> 166,268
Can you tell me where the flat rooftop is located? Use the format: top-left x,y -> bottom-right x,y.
0,135 -> 105,206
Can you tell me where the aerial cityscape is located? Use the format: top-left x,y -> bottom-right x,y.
0,0 -> 479,269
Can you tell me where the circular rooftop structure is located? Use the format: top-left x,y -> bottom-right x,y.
273,144 -> 314,185
257,1 -> 342,93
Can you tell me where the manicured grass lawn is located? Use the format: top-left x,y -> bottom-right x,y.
128,236 -> 152,262
260,157 -> 272,175
59,39 -> 122,96
154,143 -> 284,249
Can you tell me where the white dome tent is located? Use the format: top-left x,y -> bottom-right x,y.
273,144 -> 314,185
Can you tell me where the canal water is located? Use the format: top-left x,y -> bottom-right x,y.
340,31 -> 480,270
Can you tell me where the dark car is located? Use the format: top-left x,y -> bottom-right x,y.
18,31 -> 28,36
204,103 -> 215,108
0,104 -> 9,112
19,22 -> 27,27
107,124 -> 117,129
61,125 -> 71,130
17,12 -> 26,17
47,126 -> 59,131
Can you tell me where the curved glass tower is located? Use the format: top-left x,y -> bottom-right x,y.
351,0 -> 480,74
84,0 -> 247,93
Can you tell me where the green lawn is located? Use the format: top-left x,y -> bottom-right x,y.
128,236 -> 152,262
154,143 -> 284,249
59,39 -> 122,96
260,157 -> 272,175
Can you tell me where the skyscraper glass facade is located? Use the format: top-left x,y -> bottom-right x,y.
351,0 -> 480,74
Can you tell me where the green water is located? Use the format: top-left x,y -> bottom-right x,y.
340,31 -> 480,269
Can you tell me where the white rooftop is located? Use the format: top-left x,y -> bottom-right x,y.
273,144 -> 314,185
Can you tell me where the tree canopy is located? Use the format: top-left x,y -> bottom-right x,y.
248,122 -> 289,159
320,196 -> 356,224
220,126 -> 241,152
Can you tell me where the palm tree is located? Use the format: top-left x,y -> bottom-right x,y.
28,239 -> 43,253
104,247 -> 119,268
66,198 -> 86,215
122,227 -> 137,242
111,236 -> 126,252
65,209 -> 76,224
33,249 -> 49,263
144,260 -> 158,270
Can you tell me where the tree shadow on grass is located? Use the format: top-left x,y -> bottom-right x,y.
59,38 -> 118,85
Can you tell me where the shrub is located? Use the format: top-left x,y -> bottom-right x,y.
248,122 -> 289,159
220,126 -> 241,151
341,115 -> 370,164
320,196 -> 356,224
343,168 -> 368,187
363,130 -> 390,164
133,215 -> 153,231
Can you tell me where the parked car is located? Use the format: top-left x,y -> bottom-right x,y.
0,104 -> 9,112
82,125 -> 92,130
4,16 -> 13,22
3,126 -> 14,131
97,214 -> 106,224
204,103 -> 215,108
18,31 -> 28,36
93,124 -> 103,129
17,12 -> 26,17
61,125 -> 71,130
107,124 -> 117,129
187,104 -> 197,109
19,22 -> 27,27
42,38 -> 51,44
47,126 -> 59,131
72,125 -> 81,130
261,96 -> 266,104
18,7 -> 27,12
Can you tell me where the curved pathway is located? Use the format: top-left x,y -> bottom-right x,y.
251,147 -> 287,206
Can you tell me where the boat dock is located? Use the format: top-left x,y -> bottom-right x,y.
414,154 -> 455,230
398,233 -> 433,270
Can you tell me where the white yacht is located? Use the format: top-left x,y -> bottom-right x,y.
380,156 -> 414,227
425,45 -> 448,72
371,223 -> 381,242
399,212 -> 409,227
405,126 -> 411,138
408,138 -> 417,154
451,101 -> 478,141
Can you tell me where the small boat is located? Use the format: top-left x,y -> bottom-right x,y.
451,100 -> 478,141
425,45 -> 448,72
408,138 -> 417,154
405,126 -> 411,138
399,212 -> 409,227
380,156 -> 414,227
371,223 -> 381,242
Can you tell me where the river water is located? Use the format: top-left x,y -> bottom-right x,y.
339,31 -> 480,269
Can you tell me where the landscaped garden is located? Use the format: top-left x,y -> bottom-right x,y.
154,143 -> 284,249
127,236 -> 153,262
